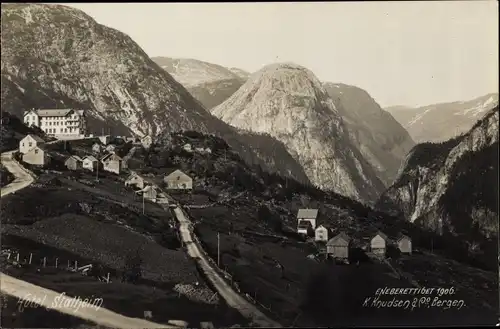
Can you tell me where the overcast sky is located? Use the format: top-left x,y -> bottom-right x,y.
66,2 -> 498,108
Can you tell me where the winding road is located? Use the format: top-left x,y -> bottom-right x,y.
171,206 -> 282,327
0,150 -> 173,328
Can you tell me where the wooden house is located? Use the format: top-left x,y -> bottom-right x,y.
19,134 -> 45,154
82,155 -> 99,172
64,155 -> 83,170
314,225 -> 330,242
105,144 -> 116,153
22,145 -> 50,166
183,143 -> 192,152
125,172 -> 145,189
397,234 -> 412,254
140,185 -> 158,202
371,231 -> 388,258
296,208 -> 318,230
326,232 -> 351,259
101,153 -> 123,174
164,169 -> 193,190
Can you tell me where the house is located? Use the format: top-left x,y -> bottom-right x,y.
19,134 -> 45,154
164,169 -> 193,190
101,153 -> 123,174
397,234 -> 412,254
125,172 -> 145,189
140,185 -> 158,202
22,146 -> 50,166
92,143 -> 103,154
371,231 -> 388,258
105,144 -> 116,153
326,232 -> 351,259
314,225 -> 329,242
64,155 -> 83,170
98,135 -> 111,145
183,143 -> 192,152
23,108 -> 87,138
296,208 -> 318,230
82,155 -> 99,172
205,147 -> 212,154
297,220 -> 313,235
141,135 -> 153,149
195,147 -> 205,153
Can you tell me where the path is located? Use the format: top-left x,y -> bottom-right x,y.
0,149 -> 172,328
170,206 -> 282,327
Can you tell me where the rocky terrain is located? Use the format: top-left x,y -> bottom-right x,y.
0,3 -> 309,184
228,67 -> 251,80
386,93 -> 499,143
211,63 -> 386,204
152,57 -> 247,110
324,83 -> 415,186
378,106 -> 499,271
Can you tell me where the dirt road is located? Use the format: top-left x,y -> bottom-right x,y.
172,206 -> 282,327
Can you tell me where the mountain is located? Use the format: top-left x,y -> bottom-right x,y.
211,62 -> 386,204
377,106 -> 499,270
0,3 -> 309,183
152,57 -> 246,109
386,93 -> 499,143
228,67 -> 251,80
323,83 -> 415,186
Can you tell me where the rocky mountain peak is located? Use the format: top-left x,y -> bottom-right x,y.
211,62 -> 386,203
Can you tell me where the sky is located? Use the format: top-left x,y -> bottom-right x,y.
65,2 -> 498,108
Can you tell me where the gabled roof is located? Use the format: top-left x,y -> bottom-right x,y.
102,153 -> 122,162
327,232 -> 351,245
26,145 -> 46,154
297,209 -> 318,219
83,155 -> 98,162
23,134 -> 45,143
165,169 -> 191,180
397,234 -> 411,243
66,155 -> 82,162
315,225 -> 328,231
372,231 -> 388,241
35,109 -> 74,117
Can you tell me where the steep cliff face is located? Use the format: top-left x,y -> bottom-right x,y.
386,93 -> 499,143
323,83 -> 415,186
378,107 -> 499,269
0,3 -> 309,183
211,63 -> 386,204
152,57 -> 246,109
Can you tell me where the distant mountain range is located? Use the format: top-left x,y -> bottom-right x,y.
152,57 -> 248,109
386,93 -> 499,143
378,106 -> 499,270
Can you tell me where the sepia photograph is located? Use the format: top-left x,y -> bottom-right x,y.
0,1 -> 498,328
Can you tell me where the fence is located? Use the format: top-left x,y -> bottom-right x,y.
2,249 -> 111,283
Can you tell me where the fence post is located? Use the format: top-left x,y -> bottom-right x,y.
106,272 -> 110,283
55,258 -> 58,268
67,260 -> 70,269
7,253 -> 11,260
29,253 -> 32,264
43,257 -> 46,267
75,261 -> 78,270
16,253 -> 20,262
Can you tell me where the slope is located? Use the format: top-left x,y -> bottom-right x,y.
386,93 -> 499,143
0,3 -> 308,184
324,82 -> 415,186
152,57 -> 246,109
211,63 -> 386,204
377,106 -> 499,271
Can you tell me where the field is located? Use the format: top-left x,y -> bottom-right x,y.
0,162 -> 15,187
1,168 -> 248,327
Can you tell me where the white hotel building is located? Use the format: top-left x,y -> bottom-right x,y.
23,108 -> 88,139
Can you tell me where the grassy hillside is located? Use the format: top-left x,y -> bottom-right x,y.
128,131 -> 497,327
0,111 -> 50,152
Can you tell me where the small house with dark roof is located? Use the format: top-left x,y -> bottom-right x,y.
125,172 -> 145,189
22,145 -> 50,166
92,142 -> 103,154
98,135 -> 111,145
101,153 -> 123,174
397,234 -> 412,254
371,231 -> 388,258
327,232 -> 351,259
164,169 -> 193,190
82,155 -> 99,172
296,208 -> 318,230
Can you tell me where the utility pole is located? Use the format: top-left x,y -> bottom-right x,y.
142,191 -> 145,215
95,162 -> 99,182
217,232 -> 220,267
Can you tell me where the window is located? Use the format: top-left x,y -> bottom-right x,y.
29,142 -> 32,147
64,128 -> 67,133
22,142 -> 24,147
60,128 -> 63,133
34,149 -> 39,154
